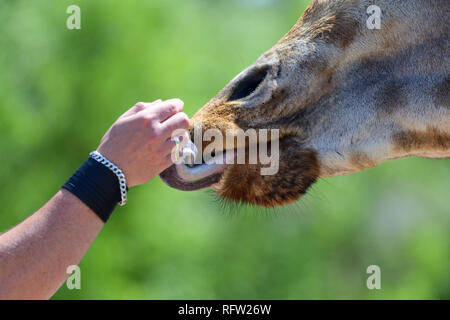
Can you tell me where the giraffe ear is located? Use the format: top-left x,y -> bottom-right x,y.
228,66 -> 270,101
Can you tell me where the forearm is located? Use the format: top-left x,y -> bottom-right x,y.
0,189 -> 103,299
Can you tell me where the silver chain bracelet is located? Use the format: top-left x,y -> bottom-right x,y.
89,151 -> 128,206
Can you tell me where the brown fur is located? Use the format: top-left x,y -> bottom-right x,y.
348,151 -> 376,170
215,139 -> 320,207
392,127 -> 450,153
279,0 -> 360,48
309,11 -> 359,48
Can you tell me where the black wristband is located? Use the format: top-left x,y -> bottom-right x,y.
62,157 -> 122,222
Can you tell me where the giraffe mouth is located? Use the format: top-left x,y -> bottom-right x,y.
160,130 -> 282,191
159,150 -> 236,191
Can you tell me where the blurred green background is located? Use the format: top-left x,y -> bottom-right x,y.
0,0 -> 449,299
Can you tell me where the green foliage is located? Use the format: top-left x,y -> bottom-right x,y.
0,0 -> 449,299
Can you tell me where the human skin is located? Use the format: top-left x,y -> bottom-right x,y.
0,99 -> 189,299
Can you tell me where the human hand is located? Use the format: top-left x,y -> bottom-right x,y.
97,99 -> 190,187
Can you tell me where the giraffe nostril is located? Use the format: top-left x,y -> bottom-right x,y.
228,66 -> 270,101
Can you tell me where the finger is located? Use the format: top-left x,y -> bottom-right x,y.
160,112 -> 190,138
161,138 -> 177,155
148,98 -> 184,122
122,100 -> 162,118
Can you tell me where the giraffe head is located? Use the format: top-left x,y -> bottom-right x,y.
160,0 -> 450,206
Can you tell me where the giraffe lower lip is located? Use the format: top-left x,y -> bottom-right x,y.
159,151 -> 236,191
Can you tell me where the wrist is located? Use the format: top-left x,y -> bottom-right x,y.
62,152 -> 129,223
89,151 -> 128,206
